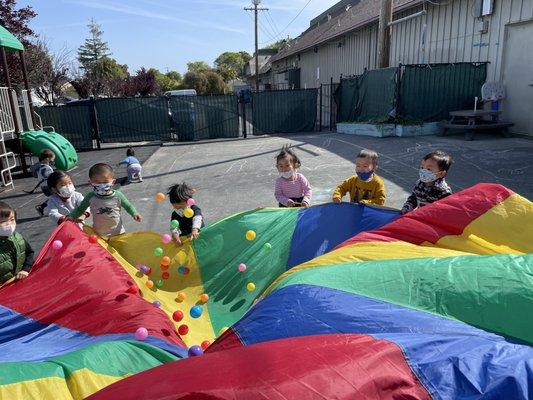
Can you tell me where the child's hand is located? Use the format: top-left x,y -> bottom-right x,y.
301,202 -> 309,208
333,198 -> 342,203
172,232 -> 182,246
16,271 -> 29,280
286,199 -> 295,207
191,229 -> 200,240
134,214 -> 143,222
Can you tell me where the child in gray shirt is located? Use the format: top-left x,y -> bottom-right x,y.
46,171 -> 89,225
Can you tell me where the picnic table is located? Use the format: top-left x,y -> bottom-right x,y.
438,109 -> 514,140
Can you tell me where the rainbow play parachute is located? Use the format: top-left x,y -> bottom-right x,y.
0,184 -> 532,399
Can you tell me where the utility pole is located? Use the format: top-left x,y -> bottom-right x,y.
245,0 -> 268,91
377,0 -> 393,68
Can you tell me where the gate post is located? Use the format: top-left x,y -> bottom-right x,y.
89,96 -> 101,150
241,95 -> 247,138
329,77 -> 334,131
319,84 -> 323,132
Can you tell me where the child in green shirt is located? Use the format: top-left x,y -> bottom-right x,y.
69,163 -> 142,237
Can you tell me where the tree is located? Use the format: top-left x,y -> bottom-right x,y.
214,51 -> 251,80
265,38 -> 290,50
205,71 -> 226,95
77,19 -> 111,73
166,71 -> 182,82
122,68 -> 157,97
96,57 -> 129,96
150,69 -> 181,94
187,61 -> 210,74
181,71 -> 208,95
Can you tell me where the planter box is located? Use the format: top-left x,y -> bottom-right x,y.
337,123 -> 396,137
395,122 -> 442,137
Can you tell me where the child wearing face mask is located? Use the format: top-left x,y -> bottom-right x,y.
34,149 -> 56,217
275,145 -> 312,208
69,163 -> 142,237
401,151 -> 453,214
332,149 -> 386,206
0,202 -> 34,285
168,183 -> 204,245
45,171 -> 89,225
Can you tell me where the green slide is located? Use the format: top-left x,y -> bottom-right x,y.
21,130 -> 78,171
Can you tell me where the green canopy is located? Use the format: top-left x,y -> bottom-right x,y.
0,25 -> 24,52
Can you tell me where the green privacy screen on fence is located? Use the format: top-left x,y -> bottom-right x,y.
337,67 -> 397,123
96,97 -> 171,143
399,63 -> 487,122
37,105 -> 93,150
252,89 -> 317,134
169,95 -> 239,141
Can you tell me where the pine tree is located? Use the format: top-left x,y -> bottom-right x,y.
77,19 -> 110,74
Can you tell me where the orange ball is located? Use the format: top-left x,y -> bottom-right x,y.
161,256 -> 171,266
160,263 -> 169,271
176,292 -> 186,302
200,293 -> 209,304
155,192 -> 166,202
145,280 -> 154,289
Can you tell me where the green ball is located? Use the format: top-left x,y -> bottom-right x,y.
263,243 -> 272,251
156,279 -> 164,288
154,247 -> 164,257
170,220 -> 180,229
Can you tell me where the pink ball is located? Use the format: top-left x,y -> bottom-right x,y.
161,234 -> 172,244
238,263 -> 247,272
186,198 -> 196,207
135,327 -> 149,341
52,240 -> 63,251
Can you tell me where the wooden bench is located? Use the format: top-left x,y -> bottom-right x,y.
438,110 -> 514,140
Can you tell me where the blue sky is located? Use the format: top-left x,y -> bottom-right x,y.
21,0 -> 339,74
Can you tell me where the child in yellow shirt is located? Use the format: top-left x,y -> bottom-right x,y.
332,149 -> 386,206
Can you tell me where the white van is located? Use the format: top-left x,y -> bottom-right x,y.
164,89 -> 197,97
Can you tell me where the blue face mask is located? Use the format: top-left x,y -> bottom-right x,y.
419,168 -> 439,183
356,170 -> 373,181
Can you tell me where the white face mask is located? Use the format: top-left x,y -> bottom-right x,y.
0,223 -> 16,237
58,184 -> 75,198
419,168 -> 439,183
279,171 -> 294,179
91,182 -> 113,196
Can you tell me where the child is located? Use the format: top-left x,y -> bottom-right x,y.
332,149 -> 386,205
275,145 -> 312,207
34,149 -> 55,217
117,147 -> 143,183
168,183 -> 204,245
69,163 -> 142,237
0,202 -> 34,284
46,171 -> 90,225
401,150 -> 453,214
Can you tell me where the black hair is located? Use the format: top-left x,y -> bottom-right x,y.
0,201 -> 16,220
356,149 -> 379,166
127,147 -> 135,157
89,163 -> 115,179
424,151 -> 453,172
275,145 -> 301,168
39,149 -> 55,162
47,170 -> 70,189
168,183 -> 195,204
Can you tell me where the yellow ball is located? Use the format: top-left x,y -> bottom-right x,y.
184,207 -> 194,218
245,230 -> 256,241
177,251 -> 187,264
246,282 -> 256,292
176,292 -> 186,302
145,280 -> 154,289
219,326 -> 229,336
155,192 -> 166,202
200,293 -> 209,303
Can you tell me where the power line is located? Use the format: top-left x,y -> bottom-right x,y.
259,0 -> 313,45
245,10 -> 276,42
265,10 -> 282,38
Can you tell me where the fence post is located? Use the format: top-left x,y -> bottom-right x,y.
319,84 -> 323,132
89,96 -> 101,150
329,77 -> 334,131
241,94 -> 247,139
395,63 -> 402,123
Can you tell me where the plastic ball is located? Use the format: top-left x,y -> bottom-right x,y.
160,263 -> 169,271
161,256 -> 171,266
218,327 -> 229,336
154,247 -> 164,257
135,327 -> 148,341
161,234 -> 172,244
246,282 -> 256,292
238,263 -> 247,272
190,305 -> 203,318
263,242 -> 272,251
182,267 -> 190,275
200,293 -> 209,303
170,219 -> 180,229
153,300 -> 161,308
155,279 -> 164,288
52,240 -> 63,250
155,192 -> 166,202
126,285 -> 138,295
162,271 -> 170,280
186,198 -> 196,207
178,324 -> 189,336
88,235 -> 98,244
177,266 -> 185,275
144,266 -> 152,275
177,251 -> 186,264
176,292 -> 186,301
245,230 -> 256,241
145,280 -> 154,289
188,345 -> 203,357
172,310 -> 184,322
184,207 -> 194,218
201,340 -> 211,350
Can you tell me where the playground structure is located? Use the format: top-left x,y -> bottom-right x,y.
0,25 -> 77,192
